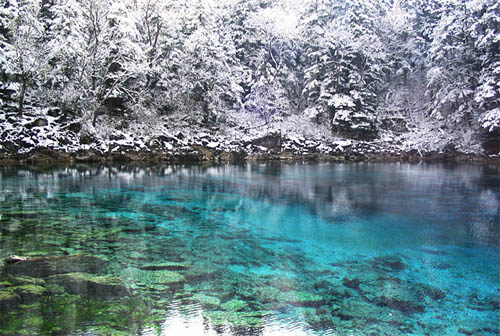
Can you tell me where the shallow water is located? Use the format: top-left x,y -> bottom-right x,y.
0,163 -> 498,335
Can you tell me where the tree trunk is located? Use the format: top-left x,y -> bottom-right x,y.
92,108 -> 99,127
92,105 -> 104,127
18,76 -> 27,117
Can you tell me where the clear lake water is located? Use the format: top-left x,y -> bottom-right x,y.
0,163 -> 498,335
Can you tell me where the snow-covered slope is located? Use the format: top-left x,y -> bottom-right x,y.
0,108 -> 496,164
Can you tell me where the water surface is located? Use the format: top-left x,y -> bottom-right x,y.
0,163 -> 498,335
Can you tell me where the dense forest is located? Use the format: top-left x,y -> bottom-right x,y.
0,0 -> 499,159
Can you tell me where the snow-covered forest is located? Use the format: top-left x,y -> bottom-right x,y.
0,0 -> 499,161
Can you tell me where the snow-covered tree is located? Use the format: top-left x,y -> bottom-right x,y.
473,0 -> 500,133
0,0 -> 48,115
231,0 -> 302,122
0,0 -> 497,154
422,0 -> 499,145
301,0 -> 384,139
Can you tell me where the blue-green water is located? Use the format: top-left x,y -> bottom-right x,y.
0,163 -> 498,335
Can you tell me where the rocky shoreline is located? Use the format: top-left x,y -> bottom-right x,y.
1,113 -> 498,166
0,139 -> 498,166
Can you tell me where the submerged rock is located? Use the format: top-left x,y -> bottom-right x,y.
255,286 -> 282,304
5,274 -> 46,287
203,310 -> 264,328
0,289 -> 20,311
47,272 -> 129,298
364,279 -> 424,314
282,290 -> 326,308
221,299 -> 248,312
370,255 -> 406,272
139,262 -> 190,272
184,262 -> 220,281
0,280 -> 48,310
376,296 -> 425,314
3,255 -> 108,278
4,255 -> 28,264
346,273 -> 427,315
121,267 -> 185,286
193,293 -> 221,307
417,283 -> 446,301
13,284 -> 47,304
342,277 -> 361,290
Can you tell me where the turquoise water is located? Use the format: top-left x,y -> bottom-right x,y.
0,163 -> 498,335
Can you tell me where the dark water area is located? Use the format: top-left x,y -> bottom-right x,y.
0,163 -> 498,335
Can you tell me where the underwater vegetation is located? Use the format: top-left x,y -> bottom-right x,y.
0,164 -> 498,335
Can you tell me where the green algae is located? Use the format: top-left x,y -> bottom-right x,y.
49,272 -> 120,285
0,281 -> 12,288
0,288 -> 19,304
221,298 -> 248,311
203,310 -> 264,328
121,267 -> 185,286
20,316 -> 44,328
5,274 -> 45,287
139,261 -> 191,271
185,261 -> 220,280
256,286 -> 283,303
47,272 -> 129,298
334,299 -> 406,325
193,293 -> 221,306
0,293 -> 158,336
15,284 -> 47,296
282,291 -> 325,307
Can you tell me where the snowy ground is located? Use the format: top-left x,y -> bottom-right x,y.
0,107 -> 492,162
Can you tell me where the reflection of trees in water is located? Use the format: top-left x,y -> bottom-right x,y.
470,189 -> 500,246
1,163 -> 498,247
184,164 -> 499,246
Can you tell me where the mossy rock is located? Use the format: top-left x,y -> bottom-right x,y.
221,299 -> 247,312
193,293 -> 221,306
203,310 -> 263,328
19,315 -> 44,329
47,272 -> 129,299
3,255 -> 108,278
268,276 -> 297,292
335,299 -> 406,325
185,262 -> 220,280
14,284 -> 47,302
5,274 -> 45,287
121,267 -> 185,286
361,279 -> 425,314
45,283 -> 66,295
139,262 -> 191,272
1,220 -> 22,233
0,281 -> 12,289
281,291 -> 326,308
0,288 -> 20,311
256,286 -> 282,303
370,255 -> 406,272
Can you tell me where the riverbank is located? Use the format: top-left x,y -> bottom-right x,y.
0,140 -> 498,166
1,111 -> 498,166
